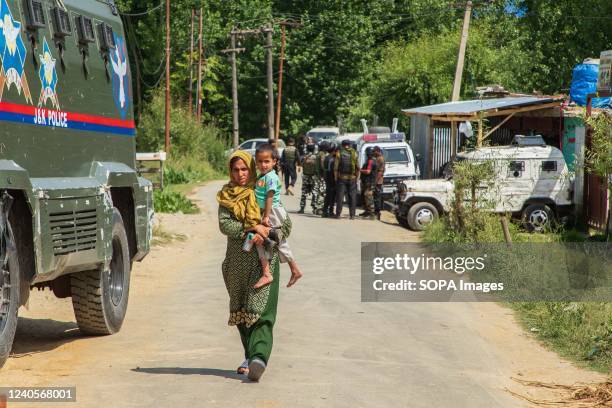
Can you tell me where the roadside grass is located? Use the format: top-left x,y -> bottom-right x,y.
152,222 -> 187,246
423,216 -> 611,373
511,301 -> 611,373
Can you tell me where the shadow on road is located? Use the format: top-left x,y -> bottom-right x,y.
11,317 -> 81,357
132,367 -> 245,381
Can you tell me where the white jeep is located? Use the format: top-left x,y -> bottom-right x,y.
392,137 -> 574,232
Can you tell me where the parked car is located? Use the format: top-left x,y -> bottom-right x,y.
226,138 -> 286,159
392,136 -> 574,232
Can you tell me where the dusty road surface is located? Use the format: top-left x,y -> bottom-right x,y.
1,180 -> 606,407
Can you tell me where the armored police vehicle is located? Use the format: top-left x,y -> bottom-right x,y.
393,136 -> 573,232
0,0 -> 153,367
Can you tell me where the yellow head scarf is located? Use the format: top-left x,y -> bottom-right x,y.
216,150 -> 261,229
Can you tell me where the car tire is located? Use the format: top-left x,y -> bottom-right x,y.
0,221 -> 20,369
522,203 -> 554,233
407,202 -> 439,231
71,208 -> 131,335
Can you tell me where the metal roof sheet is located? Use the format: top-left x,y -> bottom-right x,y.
402,97 -> 562,116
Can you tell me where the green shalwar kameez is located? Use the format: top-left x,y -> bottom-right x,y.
218,205 -> 292,364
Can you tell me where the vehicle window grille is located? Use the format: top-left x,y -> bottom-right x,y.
509,161 -> 525,172
76,15 -> 96,43
541,161 -> 557,172
508,161 -> 525,177
25,0 -> 46,28
97,23 -> 115,51
50,209 -> 98,256
52,8 -> 71,36
32,1 -> 45,24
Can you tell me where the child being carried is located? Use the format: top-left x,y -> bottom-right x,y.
251,143 -> 303,289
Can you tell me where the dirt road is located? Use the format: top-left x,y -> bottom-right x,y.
1,180 -> 605,407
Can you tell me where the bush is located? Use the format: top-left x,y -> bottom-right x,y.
154,190 -> 198,214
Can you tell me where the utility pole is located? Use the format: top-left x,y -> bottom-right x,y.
451,0 -> 472,102
188,8 -> 194,116
224,26 -> 271,147
275,20 -> 301,144
222,30 -> 245,148
274,24 -> 286,144
265,26 -> 275,140
450,0 -> 472,159
164,0 -> 171,153
196,7 -> 203,122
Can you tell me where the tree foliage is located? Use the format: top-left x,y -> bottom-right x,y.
115,0 -> 612,138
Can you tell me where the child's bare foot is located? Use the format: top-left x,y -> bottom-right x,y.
254,262 -> 273,289
254,273 -> 273,289
287,262 -> 303,287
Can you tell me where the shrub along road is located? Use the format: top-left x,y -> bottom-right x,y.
1,180 -> 606,407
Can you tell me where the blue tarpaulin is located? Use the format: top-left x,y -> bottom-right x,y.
569,63 -> 611,108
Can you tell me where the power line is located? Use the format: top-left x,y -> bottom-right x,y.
120,2 -> 164,17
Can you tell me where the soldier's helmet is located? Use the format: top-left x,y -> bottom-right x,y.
327,142 -> 337,153
318,140 -> 329,152
306,143 -> 316,153
365,147 -> 374,157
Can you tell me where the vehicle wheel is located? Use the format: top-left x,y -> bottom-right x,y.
71,208 -> 131,335
407,202 -> 439,231
395,214 -> 410,229
522,204 -> 554,233
0,222 -> 19,368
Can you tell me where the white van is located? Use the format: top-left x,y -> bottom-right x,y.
307,126 -> 340,143
392,136 -> 574,232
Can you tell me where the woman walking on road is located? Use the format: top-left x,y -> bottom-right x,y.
217,150 -> 296,381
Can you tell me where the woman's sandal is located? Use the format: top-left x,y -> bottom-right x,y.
247,358 -> 266,381
237,359 -> 249,375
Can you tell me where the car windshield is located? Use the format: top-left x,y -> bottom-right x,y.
308,132 -> 337,141
383,148 -> 410,163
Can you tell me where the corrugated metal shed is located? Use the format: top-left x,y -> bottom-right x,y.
404,96 -> 566,178
402,96 -> 564,119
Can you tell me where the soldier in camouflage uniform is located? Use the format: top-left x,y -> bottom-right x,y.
298,144 -> 319,214
359,147 -> 378,219
314,141 -> 329,214
373,146 -> 386,220
280,137 -> 300,195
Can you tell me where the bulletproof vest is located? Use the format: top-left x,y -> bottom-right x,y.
338,149 -> 354,175
283,146 -> 297,167
302,153 -> 317,176
324,155 -> 334,175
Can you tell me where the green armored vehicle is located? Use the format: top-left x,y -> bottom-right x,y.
0,0 -> 153,366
